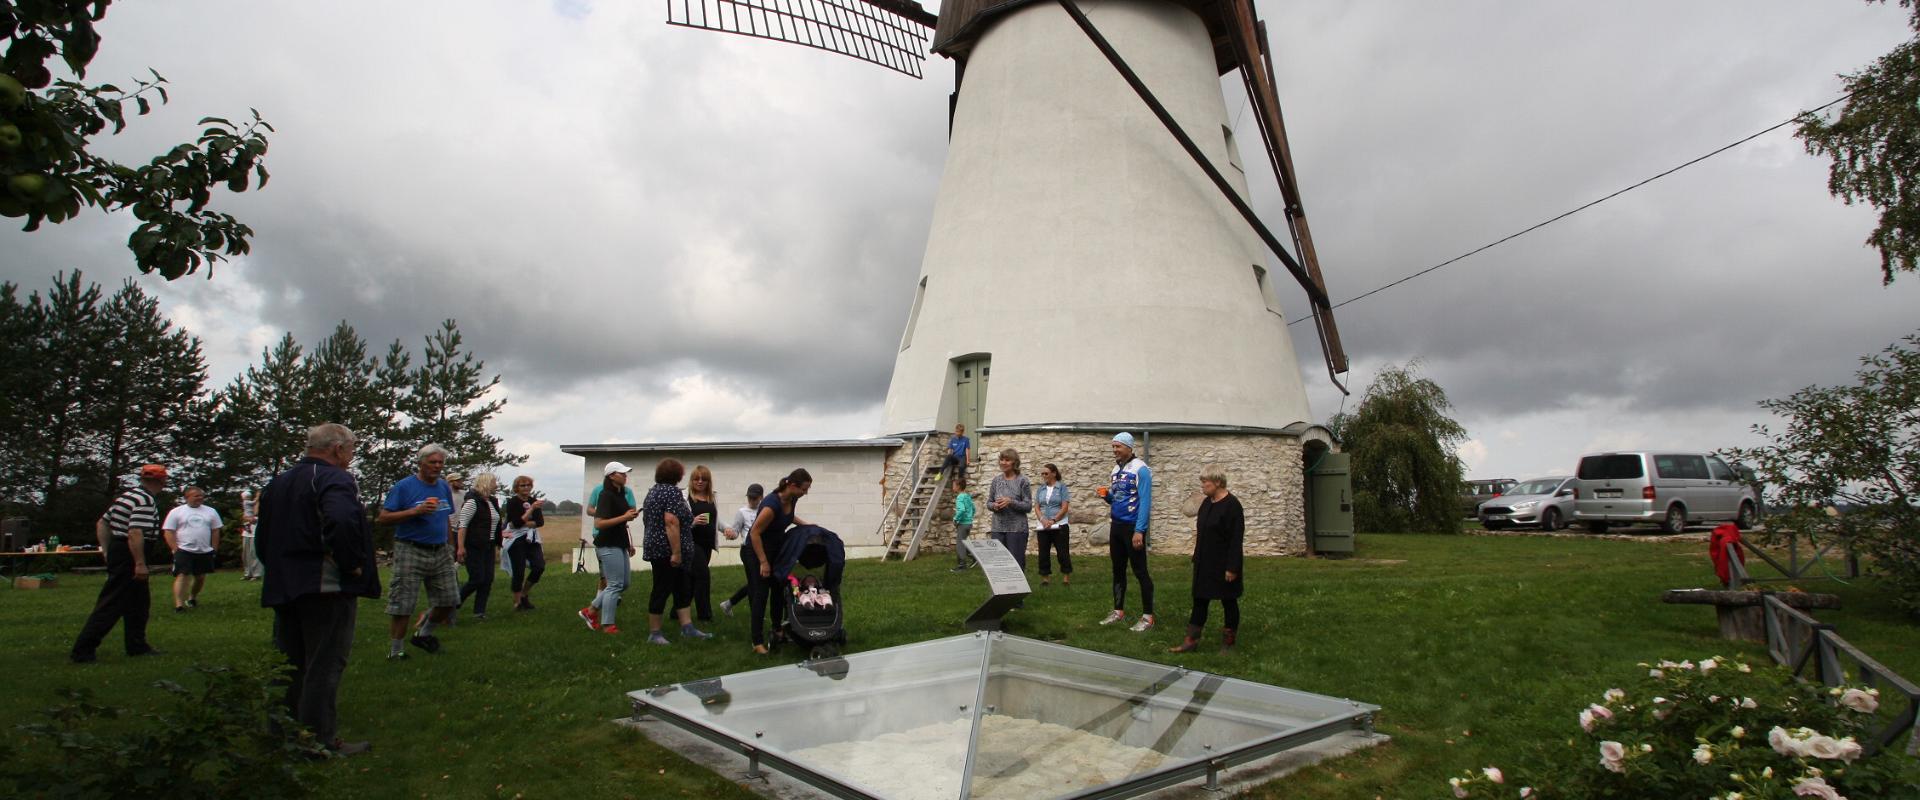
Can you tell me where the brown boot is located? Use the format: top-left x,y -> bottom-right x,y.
1220,628 -> 1237,652
1169,625 -> 1203,653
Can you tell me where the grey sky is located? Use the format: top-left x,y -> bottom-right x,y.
2,0 -> 1915,497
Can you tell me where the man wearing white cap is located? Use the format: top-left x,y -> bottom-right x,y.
1097,433 -> 1156,632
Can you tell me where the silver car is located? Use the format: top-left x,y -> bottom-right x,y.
1478,476 -> 1575,530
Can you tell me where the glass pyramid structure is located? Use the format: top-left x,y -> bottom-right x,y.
629,632 -> 1378,799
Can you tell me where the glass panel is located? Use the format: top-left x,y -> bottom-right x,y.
636,634 -> 989,797
963,636 -> 1365,799
635,633 -> 1377,800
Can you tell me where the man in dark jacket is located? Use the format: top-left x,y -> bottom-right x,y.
257,423 -> 380,757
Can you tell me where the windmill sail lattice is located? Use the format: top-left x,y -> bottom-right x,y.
665,0 -> 935,78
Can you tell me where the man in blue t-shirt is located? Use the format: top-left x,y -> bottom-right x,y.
374,444 -> 459,659
936,423 -> 971,487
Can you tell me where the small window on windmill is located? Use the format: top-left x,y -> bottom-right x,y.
1252,264 -> 1280,315
1223,125 -> 1244,174
900,277 -> 928,351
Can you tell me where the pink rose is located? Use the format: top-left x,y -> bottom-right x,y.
1805,735 -> 1848,761
1837,688 -> 1879,714
1598,741 -> 1626,774
1770,726 -> 1803,757
1791,775 -> 1845,800
1482,767 -> 1504,784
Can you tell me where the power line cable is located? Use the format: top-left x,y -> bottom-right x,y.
1289,94 -> 1853,327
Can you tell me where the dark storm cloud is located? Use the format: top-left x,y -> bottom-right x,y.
2,0 -> 949,418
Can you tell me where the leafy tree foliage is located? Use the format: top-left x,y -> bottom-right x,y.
1727,331 -> 1920,616
2,0 -> 272,278
1795,0 -> 1920,284
1330,362 -> 1468,533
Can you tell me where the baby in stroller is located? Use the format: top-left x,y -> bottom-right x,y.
775,524 -> 846,659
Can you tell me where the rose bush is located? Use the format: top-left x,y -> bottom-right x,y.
1446,656 -> 1918,799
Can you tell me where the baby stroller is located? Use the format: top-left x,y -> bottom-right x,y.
772,524 -> 847,659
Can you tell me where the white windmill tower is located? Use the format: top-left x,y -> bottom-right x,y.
669,0 -> 1354,558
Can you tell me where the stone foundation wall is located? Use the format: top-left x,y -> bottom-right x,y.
884,431 -> 1305,558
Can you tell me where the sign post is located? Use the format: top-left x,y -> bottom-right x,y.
962,538 -> 1031,631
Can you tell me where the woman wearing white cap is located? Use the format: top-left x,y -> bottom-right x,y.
580,462 -> 639,634
1098,432 -> 1155,632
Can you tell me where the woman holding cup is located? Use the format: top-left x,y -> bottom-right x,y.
685,465 -> 721,622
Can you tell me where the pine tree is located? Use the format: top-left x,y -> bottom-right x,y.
0,283 -> 36,504
23,273 -> 115,531
402,319 -> 523,482
213,333 -> 309,490
0,272 -> 211,532
355,338 -> 415,502
90,280 -> 207,494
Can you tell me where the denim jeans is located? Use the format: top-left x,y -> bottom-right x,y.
593,547 -> 631,627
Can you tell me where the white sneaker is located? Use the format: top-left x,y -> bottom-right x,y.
719,599 -> 734,616
1098,610 -> 1126,626
1129,615 -> 1155,633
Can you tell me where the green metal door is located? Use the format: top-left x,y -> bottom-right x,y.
1308,452 -> 1354,555
954,356 -> 989,434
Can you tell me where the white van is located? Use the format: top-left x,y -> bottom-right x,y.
1572,451 -> 1758,534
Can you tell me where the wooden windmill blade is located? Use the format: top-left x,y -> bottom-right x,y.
665,0 -> 937,78
1218,0 -> 1349,381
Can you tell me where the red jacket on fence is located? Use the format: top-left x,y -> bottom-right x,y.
1710,523 -> 1746,587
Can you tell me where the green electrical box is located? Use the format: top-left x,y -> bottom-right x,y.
1308,452 -> 1354,556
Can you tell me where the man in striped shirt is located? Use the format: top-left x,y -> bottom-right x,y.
70,463 -> 170,663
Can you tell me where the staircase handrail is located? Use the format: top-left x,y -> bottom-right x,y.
876,433 -> 931,546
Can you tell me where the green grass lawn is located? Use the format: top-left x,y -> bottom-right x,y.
2,534 -> 1914,798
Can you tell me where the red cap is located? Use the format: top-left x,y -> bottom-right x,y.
138,464 -> 169,480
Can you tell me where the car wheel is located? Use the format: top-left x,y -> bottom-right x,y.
1586,522 -> 1609,534
1661,505 -> 1686,534
1735,502 -> 1756,531
1540,508 -> 1562,531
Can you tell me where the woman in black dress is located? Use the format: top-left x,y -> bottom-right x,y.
1171,464 -> 1242,653
685,465 -> 720,621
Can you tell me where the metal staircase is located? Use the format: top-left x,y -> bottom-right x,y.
877,434 -> 949,561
